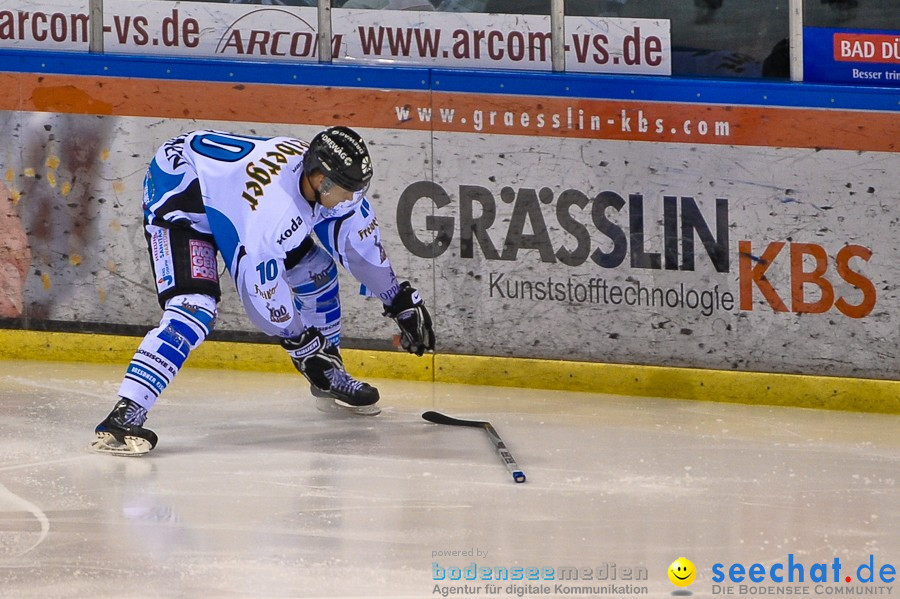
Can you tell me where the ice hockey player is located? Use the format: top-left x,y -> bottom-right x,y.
92,126 -> 435,455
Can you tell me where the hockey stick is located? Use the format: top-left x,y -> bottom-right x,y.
422,411 -> 526,483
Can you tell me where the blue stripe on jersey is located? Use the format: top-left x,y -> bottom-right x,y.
323,307 -> 341,323
157,343 -> 188,369
146,158 -> 185,210
313,216 -> 350,269
313,221 -> 334,257
328,213 -> 354,269
206,207 -> 241,274
127,364 -> 167,394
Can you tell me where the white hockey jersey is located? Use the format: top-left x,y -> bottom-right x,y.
144,130 -> 399,338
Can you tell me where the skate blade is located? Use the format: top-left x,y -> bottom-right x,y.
315,397 -> 381,416
90,432 -> 153,456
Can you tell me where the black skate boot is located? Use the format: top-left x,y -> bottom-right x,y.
91,398 -> 159,456
282,328 -> 381,415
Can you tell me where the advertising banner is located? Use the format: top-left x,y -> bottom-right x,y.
420,136 -> 894,377
333,10 -> 671,75
0,71 -> 896,379
0,0 -> 89,51
2,0 -> 670,74
804,26 -> 900,86
101,1 -> 321,59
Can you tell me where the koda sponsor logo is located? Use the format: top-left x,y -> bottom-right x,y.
215,10 -> 342,59
277,216 -> 304,245
397,181 -> 876,318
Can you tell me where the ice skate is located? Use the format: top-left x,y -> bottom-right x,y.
91,398 -> 158,456
283,328 -> 381,416
310,382 -> 382,416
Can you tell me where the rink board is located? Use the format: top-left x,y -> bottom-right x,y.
2,329 -> 898,414
0,52 -> 897,393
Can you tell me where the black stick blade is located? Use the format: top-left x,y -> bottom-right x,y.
422,411 -> 487,428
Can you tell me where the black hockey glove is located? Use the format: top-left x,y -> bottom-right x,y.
384,282 -> 435,356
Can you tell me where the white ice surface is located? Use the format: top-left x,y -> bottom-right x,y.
0,359 -> 897,598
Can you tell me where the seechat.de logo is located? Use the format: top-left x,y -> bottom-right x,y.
711,554 -> 896,585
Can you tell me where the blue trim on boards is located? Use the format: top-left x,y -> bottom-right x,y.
0,49 -> 432,90
0,48 -> 897,111
431,68 -> 900,111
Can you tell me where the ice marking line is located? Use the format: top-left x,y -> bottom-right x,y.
0,482 -> 49,556
0,455 -> 89,473
1,376 -> 109,399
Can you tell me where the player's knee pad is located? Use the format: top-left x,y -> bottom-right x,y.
284,245 -> 341,344
160,294 -> 217,352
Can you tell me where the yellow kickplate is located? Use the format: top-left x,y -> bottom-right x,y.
1,329 -> 896,414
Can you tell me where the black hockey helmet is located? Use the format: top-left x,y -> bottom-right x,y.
302,126 -> 373,193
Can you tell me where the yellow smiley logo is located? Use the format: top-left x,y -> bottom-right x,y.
668,557 -> 696,587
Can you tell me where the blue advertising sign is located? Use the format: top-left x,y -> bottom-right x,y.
804,26 -> 900,86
